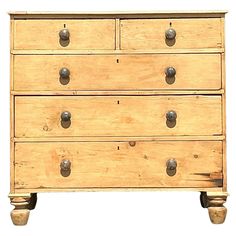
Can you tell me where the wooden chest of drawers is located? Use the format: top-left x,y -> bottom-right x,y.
9,11 -> 227,225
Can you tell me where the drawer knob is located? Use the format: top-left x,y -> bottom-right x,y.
60,159 -> 71,171
61,111 -> 71,128
166,159 -> 177,176
59,28 -> 70,41
165,28 -> 176,40
166,110 -> 177,122
166,110 -> 177,128
165,67 -> 176,78
61,111 -> 71,122
59,67 -> 70,79
60,159 -> 71,177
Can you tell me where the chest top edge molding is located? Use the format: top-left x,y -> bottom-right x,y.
8,11 -> 227,19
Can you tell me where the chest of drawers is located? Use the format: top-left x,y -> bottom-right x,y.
9,11 -> 227,225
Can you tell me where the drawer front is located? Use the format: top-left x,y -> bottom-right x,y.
15,141 -> 223,189
15,96 -> 222,137
121,19 -> 222,50
13,20 -> 115,50
14,54 -> 221,91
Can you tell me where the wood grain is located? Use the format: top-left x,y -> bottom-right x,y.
14,20 -> 116,50
121,18 -> 222,50
115,19 -> 120,50
15,95 -> 222,138
14,141 -> 223,189
13,54 -> 222,91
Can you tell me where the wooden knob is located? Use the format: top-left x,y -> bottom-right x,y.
59,28 -> 70,41
165,67 -> 176,77
60,159 -> 71,171
61,111 -> 71,122
166,110 -> 177,122
165,28 -> 176,40
59,67 -> 70,79
166,159 -> 177,176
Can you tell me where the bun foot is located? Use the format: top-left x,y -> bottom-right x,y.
208,206 -> 227,224
201,192 -> 228,224
11,209 -> 30,226
9,193 -> 37,226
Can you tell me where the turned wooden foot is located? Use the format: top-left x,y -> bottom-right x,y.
208,206 -> 227,224
9,193 -> 37,225
11,209 -> 30,226
200,192 -> 228,224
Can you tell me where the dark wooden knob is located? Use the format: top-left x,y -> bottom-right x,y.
166,110 -> 177,122
165,28 -> 176,40
167,159 -> 177,170
61,111 -> 71,122
60,159 -> 71,171
165,67 -> 176,77
166,159 -> 177,176
59,68 -> 70,79
59,28 -> 70,41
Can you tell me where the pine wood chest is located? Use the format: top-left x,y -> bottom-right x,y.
9,11 -> 227,225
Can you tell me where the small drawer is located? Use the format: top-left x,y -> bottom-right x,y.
14,141 -> 223,189
13,19 -> 116,50
15,95 -> 222,138
13,54 -> 222,91
121,18 -> 222,50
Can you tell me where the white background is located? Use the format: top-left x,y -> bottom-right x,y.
0,0 -> 235,235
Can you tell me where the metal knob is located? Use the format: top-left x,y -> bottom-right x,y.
59,28 -> 70,41
59,68 -> 70,79
60,159 -> 71,171
165,28 -> 176,40
61,111 -> 71,122
166,110 -> 177,122
165,67 -> 176,78
166,159 -> 177,176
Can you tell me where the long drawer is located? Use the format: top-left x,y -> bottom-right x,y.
14,141 -> 223,189
121,18 -> 222,50
13,54 -> 222,91
15,96 -> 222,138
13,20 -> 116,50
